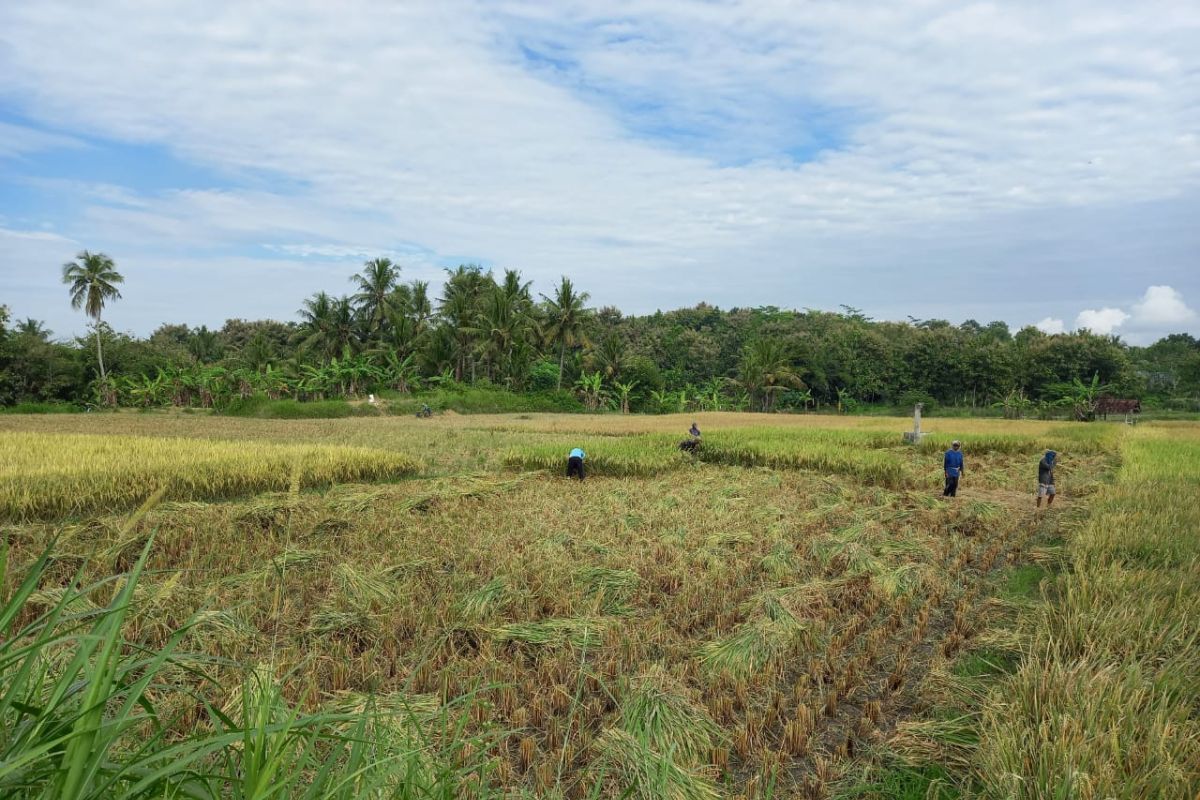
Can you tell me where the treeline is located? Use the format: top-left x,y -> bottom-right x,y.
3,256 -> 1199,415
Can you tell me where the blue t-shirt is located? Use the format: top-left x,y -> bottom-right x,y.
944,449 -> 964,478
569,448 -> 585,460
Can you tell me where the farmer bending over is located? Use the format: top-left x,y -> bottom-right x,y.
566,447 -> 586,481
1037,450 -> 1057,508
943,440 -> 964,497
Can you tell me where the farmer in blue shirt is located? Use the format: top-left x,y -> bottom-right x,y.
1037,450 -> 1057,508
566,447 -> 586,481
943,440 -> 964,497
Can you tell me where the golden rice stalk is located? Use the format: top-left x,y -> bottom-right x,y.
492,617 -> 605,650
592,728 -> 721,800
619,667 -> 724,766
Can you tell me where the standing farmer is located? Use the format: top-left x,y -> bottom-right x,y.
1037,450 -> 1057,508
566,447 -> 586,481
943,440 -> 964,497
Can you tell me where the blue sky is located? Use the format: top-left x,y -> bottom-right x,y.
1,0 -> 1198,343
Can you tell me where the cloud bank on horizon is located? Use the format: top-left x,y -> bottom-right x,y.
1036,285 -> 1199,337
0,0 -> 1198,343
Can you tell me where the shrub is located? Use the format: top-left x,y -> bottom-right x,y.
527,359 -> 562,392
221,396 -> 369,419
394,387 -> 583,415
897,390 -> 938,413
0,401 -> 82,414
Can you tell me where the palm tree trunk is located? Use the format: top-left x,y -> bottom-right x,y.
94,319 -> 107,382
557,342 -> 566,390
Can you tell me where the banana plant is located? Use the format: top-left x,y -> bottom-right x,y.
299,363 -> 334,401
382,351 -> 419,393
261,364 -> 293,400
649,389 -> 672,415
614,379 -> 638,414
992,387 -> 1034,420
574,371 -> 606,412
126,373 -> 165,408
196,365 -> 228,408
1060,373 -> 1112,422
228,368 -> 256,400
163,365 -> 199,407
696,377 -> 727,411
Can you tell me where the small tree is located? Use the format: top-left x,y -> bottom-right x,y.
614,379 -> 638,414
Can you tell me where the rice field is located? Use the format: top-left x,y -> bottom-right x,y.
0,411 -> 1194,798
0,431 -> 419,520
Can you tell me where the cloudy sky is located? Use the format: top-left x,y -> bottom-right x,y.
1,1 -> 1198,343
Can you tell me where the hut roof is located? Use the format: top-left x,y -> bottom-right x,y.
1095,397 -> 1141,413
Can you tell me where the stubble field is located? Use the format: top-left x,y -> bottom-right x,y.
1,412 -> 1195,799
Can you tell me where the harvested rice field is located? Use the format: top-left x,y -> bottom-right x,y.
1,412 -> 1196,799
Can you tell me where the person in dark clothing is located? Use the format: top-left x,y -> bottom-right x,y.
1037,450 -> 1057,507
943,440 -> 964,497
689,421 -> 701,439
566,447 -> 586,480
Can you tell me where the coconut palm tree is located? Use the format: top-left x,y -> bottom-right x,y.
500,269 -> 533,313
409,281 -> 433,332
298,292 -> 358,362
350,258 -> 399,335
16,318 -> 51,340
61,251 -> 123,381
187,325 -> 223,363
541,276 -> 590,390
586,332 -> 629,382
438,266 -> 491,382
738,338 -> 803,412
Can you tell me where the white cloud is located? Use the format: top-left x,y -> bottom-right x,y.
1075,307 -> 1130,335
1035,317 -> 1065,334
0,121 -> 84,158
0,2 -> 1198,332
1131,285 -> 1197,326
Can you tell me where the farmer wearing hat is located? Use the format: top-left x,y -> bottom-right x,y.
943,440 -> 964,497
1037,450 -> 1057,508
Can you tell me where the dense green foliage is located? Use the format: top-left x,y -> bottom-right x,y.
3,257 -> 1199,414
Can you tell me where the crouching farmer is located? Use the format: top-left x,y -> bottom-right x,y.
567,447 -> 586,481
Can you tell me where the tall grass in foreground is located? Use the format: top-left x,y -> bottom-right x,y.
974,430 -> 1200,798
0,499 -> 496,798
0,432 -> 419,520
